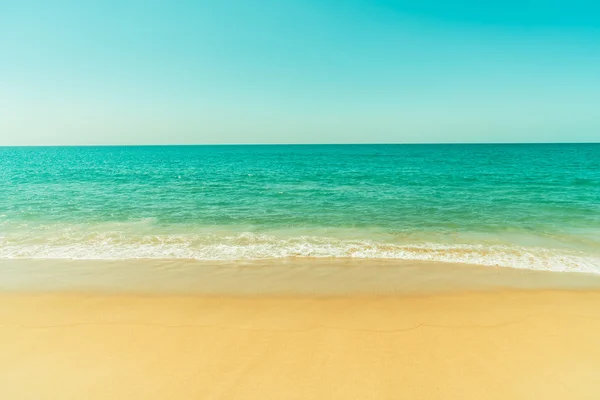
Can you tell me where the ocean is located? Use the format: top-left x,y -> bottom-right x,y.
1,144 -> 599,274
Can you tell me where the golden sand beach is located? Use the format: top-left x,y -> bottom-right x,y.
1,288 -> 600,399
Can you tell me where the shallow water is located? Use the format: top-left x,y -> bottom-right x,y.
1,144 -> 599,274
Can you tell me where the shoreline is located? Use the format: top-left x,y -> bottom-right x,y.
3,258 -> 600,296
2,288 -> 600,399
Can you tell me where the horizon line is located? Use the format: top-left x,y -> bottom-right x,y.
1,141 -> 599,148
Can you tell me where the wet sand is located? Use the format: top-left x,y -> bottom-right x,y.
3,258 -> 600,295
1,289 -> 600,399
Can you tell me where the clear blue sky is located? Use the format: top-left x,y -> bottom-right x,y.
1,0 -> 599,145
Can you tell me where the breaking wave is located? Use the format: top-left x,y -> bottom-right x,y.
1,231 -> 598,274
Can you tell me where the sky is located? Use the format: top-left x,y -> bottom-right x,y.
1,0 -> 599,145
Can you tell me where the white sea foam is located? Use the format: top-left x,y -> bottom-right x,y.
1,232 -> 599,274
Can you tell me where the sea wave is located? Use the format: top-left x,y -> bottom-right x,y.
1,232 -> 598,274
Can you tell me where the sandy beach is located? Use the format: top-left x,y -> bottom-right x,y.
1,289 -> 600,399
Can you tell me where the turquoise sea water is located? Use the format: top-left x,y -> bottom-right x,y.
1,144 -> 599,273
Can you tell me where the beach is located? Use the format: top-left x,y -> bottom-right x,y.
2,259 -> 600,399
1,145 -> 599,398
1,287 -> 600,399
3,0 -> 600,395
